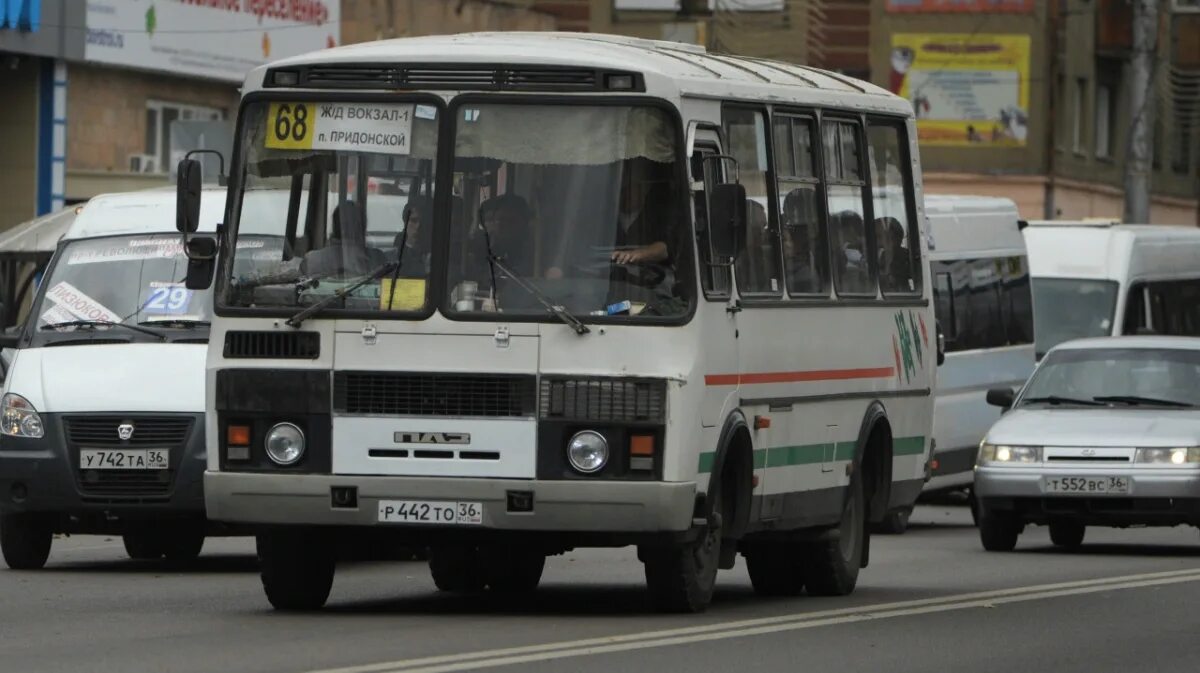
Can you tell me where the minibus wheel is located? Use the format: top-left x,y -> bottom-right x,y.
642,490 -> 722,613
0,513 -> 53,570
802,475 -> 864,596
257,529 -> 335,610
744,541 -> 806,596
162,528 -> 205,563
122,532 -> 165,560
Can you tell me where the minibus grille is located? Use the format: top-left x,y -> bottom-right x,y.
65,417 -> 193,446
539,377 -> 666,423
65,416 -> 194,498
334,372 -> 537,418
224,330 -> 320,359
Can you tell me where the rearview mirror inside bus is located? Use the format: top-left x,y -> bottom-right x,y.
176,159 -> 202,234
709,182 -> 747,261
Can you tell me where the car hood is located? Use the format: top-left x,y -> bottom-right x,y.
5,343 -> 206,413
986,407 -> 1200,448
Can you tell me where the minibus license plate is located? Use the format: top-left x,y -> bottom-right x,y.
1041,476 -> 1129,494
378,500 -> 483,525
80,449 -> 168,470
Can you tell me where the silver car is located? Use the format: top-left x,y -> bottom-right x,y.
974,336 -> 1200,551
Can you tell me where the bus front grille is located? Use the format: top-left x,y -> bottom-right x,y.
334,372 -> 537,418
539,377 -> 666,423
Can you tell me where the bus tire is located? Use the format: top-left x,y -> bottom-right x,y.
0,513 -> 52,570
642,492 -> 722,613
874,509 -> 910,535
257,530 -> 335,611
744,542 -> 806,597
802,475 -> 864,596
978,513 -> 1021,552
429,544 -> 486,593
1049,521 -> 1085,548
483,548 -> 545,594
122,532 -> 165,560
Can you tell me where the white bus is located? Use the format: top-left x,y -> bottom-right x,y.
176,32 -> 938,613
1024,221 -> 1200,358
920,196 -> 1035,513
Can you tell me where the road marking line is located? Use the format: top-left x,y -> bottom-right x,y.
307,567 -> 1200,673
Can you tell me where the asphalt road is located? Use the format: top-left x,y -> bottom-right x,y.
3,505 -> 1200,673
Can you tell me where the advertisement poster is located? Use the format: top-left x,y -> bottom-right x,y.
885,0 -> 1034,11
889,33 -> 1031,147
85,0 -> 339,82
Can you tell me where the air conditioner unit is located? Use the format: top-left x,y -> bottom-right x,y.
128,154 -> 159,173
1173,0 -> 1200,13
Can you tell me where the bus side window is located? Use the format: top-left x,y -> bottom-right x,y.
724,106 -> 783,295
773,114 -> 828,296
1123,283 -> 1148,334
691,145 -> 731,297
867,120 -> 920,295
822,119 -> 874,296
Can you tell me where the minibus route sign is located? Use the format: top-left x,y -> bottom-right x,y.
265,102 -> 413,155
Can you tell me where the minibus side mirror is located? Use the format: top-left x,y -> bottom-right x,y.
709,182 -> 746,261
176,159 -> 203,234
184,237 -> 218,290
986,387 -> 1015,410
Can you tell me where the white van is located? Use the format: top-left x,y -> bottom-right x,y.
921,196 -> 1036,505
1024,221 -> 1200,358
0,187 -> 234,569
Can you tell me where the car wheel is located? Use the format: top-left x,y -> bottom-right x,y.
979,512 -> 1022,552
0,513 -> 53,570
1049,521 -> 1085,549
802,475 -> 865,596
257,529 -> 335,611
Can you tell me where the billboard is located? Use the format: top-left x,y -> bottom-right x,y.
85,0 -> 339,83
885,0 -> 1034,11
889,33 -> 1031,147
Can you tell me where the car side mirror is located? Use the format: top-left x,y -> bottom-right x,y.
176,159 -> 203,234
709,182 -> 746,261
986,387 -> 1015,410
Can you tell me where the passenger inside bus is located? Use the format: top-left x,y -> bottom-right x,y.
876,216 -> 911,293
395,194 -> 432,278
612,178 -> 670,266
300,201 -> 386,278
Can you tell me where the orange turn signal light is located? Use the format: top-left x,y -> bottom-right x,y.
630,435 -> 655,456
227,425 -> 251,447
754,415 -> 771,430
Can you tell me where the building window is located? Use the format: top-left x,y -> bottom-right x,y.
143,101 -> 224,173
1055,73 -> 1067,152
1095,83 -> 1112,158
1073,78 -> 1087,155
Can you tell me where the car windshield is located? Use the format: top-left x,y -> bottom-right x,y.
223,100 -> 438,312
1019,347 -> 1200,408
1031,278 -> 1118,357
33,234 -> 215,341
445,103 -> 690,320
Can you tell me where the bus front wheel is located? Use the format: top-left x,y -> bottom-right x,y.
257,529 -> 336,610
641,492 -> 723,613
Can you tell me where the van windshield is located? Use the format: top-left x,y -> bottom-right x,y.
1031,278 -> 1118,357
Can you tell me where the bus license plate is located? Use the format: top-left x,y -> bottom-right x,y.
1041,476 -> 1130,495
378,500 -> 483,525
80,449 -> 168,470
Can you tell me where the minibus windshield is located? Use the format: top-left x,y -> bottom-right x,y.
1031,278 -> 1118,357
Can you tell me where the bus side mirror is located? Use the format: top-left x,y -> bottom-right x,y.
176,159 -> 203,234
986,387 -> 1015,410
709,182 -> 746,261
184,237 -> 218,290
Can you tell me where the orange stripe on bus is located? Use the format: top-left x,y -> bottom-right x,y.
704,367 -> 896,386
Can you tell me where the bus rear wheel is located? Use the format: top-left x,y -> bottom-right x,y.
0,513 -> 53,570
802,475 -> 864,596
744,542 -> 806,596
257,529 -> 335,611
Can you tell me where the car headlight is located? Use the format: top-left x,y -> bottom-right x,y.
1135,447 -> 1200,466
566,430 -> 609,474
1,393 -> 44,439
264,423 -> 305,466
977,443 -> 1040,466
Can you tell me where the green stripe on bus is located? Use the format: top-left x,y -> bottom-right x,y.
697,436 -> 926,473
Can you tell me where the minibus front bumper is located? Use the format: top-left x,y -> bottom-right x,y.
205,471 -> 697,533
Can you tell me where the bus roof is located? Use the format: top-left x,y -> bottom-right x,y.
65,187 -> 227,241
1023,223 -> 1200,282
250,32 -> 909,115
924,194 -> 1025,258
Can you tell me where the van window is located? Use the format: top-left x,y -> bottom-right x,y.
867,121 -> 919,295
1123,280 -> 1200,337
725,107 -> 782,295
772,114 -> 828,295
823,120 -> 873,295
1031,277 -> 1118,356
933,256 -> 1035,353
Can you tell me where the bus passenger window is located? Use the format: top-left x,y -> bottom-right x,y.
691,146 -> 731,296
724,107 -> 782,295
773,114 -> 828,296
823,120 -> 873,295
867,121 -> 919,295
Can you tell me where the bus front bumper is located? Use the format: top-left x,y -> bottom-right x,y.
205,471 -> 697,533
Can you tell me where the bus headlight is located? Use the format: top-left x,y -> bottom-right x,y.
567,430 -> 608,474
1136,448 -> 1200,466
1,393 -> 44,439
977,443 -> 1040,466
265,423 -> 305,466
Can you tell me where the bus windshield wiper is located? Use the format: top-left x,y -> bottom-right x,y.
286,260 -> 398,328
138,319 -> 212,329
1092,395 -> 1194,408
40,320 -> 167,342
1021,395 -> 1104,407
487,254 -> 589,336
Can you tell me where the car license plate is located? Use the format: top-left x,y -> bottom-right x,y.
79,449 -> 168,470
1041,476 -> 1130,495
378,500 -> 483,525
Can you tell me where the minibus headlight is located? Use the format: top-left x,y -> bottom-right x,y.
567,430 -> 608,474
977,443 -> 1040,466
265,423 -> 305,466
1,393 -> 44,439
1136,448 -> 1200,466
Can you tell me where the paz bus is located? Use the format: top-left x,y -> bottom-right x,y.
174,32 -> 939,612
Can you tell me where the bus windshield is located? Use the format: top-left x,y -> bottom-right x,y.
1031,277 -> 1118,357
446,103 -> 689,320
